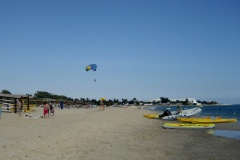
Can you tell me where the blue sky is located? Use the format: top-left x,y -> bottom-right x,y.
1,0 -> 239,104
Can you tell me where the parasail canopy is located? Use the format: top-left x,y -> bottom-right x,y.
86,64 -> 97,71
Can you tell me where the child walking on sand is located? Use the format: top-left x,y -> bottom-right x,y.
43,102 -> 49,118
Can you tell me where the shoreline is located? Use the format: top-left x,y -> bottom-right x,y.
1,107 -> 240,159
142,104 -> 237,107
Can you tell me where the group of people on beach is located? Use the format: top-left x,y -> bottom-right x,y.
0,99 -> 108,119
16,99 -> 56,118
43,102 -> 55,118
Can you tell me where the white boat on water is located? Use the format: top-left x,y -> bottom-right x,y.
161,107 -> 202,120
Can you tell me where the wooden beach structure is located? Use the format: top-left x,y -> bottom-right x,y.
0,93 -> 33,113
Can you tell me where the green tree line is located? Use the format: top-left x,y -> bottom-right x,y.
1,90 -> 218,106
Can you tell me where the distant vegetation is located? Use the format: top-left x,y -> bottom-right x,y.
1,90 -> 218,106
33,91 -> 71,101
1,90 -> 11,94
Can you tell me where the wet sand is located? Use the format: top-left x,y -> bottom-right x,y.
0,107 -> 239,160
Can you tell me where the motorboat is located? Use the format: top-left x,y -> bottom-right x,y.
160,107 -> 202,120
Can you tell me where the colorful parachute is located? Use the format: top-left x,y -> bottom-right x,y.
86,64 -> 97,71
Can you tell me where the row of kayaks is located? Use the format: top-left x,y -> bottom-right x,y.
144,113 -> 237,123
162,117 -> 237,129
143,106 -> 237,129
144,114 -> 237,129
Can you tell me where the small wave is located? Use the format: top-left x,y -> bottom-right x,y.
147,106 -> 157,110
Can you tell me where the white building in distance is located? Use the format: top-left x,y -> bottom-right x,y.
149,98 -> 201,105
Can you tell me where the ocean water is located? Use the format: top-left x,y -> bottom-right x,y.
146,104 -> 240,122
210,130 -> 240,140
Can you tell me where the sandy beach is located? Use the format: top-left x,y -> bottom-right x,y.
0,107 -> 240,160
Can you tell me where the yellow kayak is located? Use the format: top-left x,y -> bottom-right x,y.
143,113 -> 150,117
191,117 -> 237,123
177,117 -> 194,123
143,114 -> 159,119
177,117 -> 212,123
147,114 -> 160,119
162,123 -> 215,129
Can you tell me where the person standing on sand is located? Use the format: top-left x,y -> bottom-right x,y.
100,100 -> 105,111
47,103 -> 51,118
17,99 -> 22,117
60,100 -> 63,110
100,100 -> 102,110
0,103 -> 2,119
50,102 -> 55,116
43,102 -> 49,118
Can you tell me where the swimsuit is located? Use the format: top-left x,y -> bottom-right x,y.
44,107 -> 48,115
